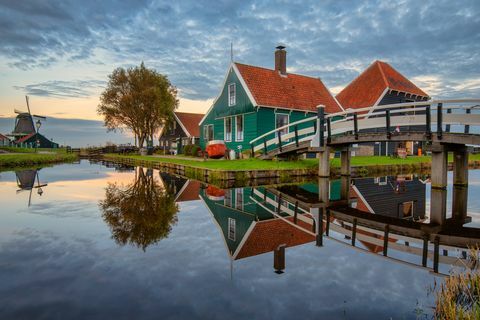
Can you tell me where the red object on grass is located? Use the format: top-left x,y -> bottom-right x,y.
206,140 -> 226,159
206,185 -> 225,201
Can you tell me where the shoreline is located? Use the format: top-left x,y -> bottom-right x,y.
102,154 -> 480,188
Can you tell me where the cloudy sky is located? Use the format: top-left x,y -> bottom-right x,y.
0,0 -> 479,145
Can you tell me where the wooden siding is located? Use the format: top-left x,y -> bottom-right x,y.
353,176 -> 426,220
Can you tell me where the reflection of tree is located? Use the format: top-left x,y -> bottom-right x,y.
100,168 -> 178,250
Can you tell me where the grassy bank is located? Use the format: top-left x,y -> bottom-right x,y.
0,152 -> 78,168
105,153 -> 480,171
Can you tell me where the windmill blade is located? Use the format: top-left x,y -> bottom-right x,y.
14,108 -> 28,114
32,114 -> 47,119
25,95 -> 32,115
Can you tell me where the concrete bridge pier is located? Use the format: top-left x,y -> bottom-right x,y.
453,146 -> 469,187
430,188 -> 447,225
340,176 -> 351,201
452,185 -> 468,223
318,177 -> 330,204
340,147 -> 351,176
318,147 -> 331,177
430,143 -> 448,190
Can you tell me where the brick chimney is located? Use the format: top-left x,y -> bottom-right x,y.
275,45 -> 287,75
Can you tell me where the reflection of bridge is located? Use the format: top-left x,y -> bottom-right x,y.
200,175 -> 480,276
250,99 -> 479,189
249,177 -> 479,275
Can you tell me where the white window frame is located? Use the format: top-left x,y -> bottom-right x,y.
275,113 -> 289,137
204,125 -> 214,141
228,83 -> 236,107
235,188 -> 244,211
224,189 -> 233,207
228,218 -> 236,241
224,117 -> 232,142
236,115 -> 244,142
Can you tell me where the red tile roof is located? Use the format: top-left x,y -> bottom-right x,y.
175,112 -> 204,137
235,63 -> 343,114
176,180 -> 201,202
15,133 -> 35,144
235,216 -> 315,260
336,60 -> 429,109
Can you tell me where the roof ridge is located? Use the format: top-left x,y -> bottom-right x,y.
174,111 -> 204,115
375,60 -> 389,88
234,61 -> 323,82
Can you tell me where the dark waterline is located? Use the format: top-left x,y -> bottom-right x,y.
1,160 -> 479,319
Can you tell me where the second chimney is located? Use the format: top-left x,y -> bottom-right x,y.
275,45 -> 287,75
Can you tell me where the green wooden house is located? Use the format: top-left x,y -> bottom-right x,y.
199,46 -> 344,153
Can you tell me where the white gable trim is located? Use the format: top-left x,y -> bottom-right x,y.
174,113 -> 191,137
231,63 -> 258,107
366,86 -> 389,117
199,62 -> 258,126
352,185 -> 375,213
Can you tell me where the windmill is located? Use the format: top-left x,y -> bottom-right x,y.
9,95 -> 47,140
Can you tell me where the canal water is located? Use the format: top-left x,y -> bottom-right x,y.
1,160 -> 479,319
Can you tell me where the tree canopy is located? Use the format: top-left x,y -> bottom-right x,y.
99,167 -> 179,250
98,62 -> 178,148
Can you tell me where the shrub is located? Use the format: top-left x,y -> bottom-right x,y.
183,144 -> 192,155
190,145 -> 201,157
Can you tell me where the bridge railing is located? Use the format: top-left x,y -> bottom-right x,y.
249,99 -> 480,156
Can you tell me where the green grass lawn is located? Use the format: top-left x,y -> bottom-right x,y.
0,152 -> 77,168
0,147 -> 68,154
106,153 -> 480,171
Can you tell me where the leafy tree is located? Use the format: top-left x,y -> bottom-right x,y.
98,62 -> 178,148
99,167 -> 179,250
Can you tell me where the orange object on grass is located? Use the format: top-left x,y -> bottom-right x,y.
206,140 -> 226,159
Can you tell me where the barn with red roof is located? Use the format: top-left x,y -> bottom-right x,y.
199,46 -> 343,152
336,60 -> 430,156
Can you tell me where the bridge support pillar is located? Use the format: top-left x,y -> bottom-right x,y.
340,148 -> 351,176
453,146 -> 468,187
431,144 -> 448,190
340,176 -> 350,201
430,188 -> 447,225
318,177 -> 330,204
452,185 -> 468,223
318,147 -> 330,177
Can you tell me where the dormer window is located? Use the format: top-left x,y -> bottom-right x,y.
228,83 -> 236,106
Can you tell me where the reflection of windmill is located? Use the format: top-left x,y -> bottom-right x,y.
15,169 -> 48,207
8,96 -> 58,148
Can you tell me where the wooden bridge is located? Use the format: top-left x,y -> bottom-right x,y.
248,178 -> 480,275
249,99 -> 480,189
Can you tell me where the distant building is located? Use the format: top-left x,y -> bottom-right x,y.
0,133 -> 10,146
8,100 -> 59,148
336,61 -> 430,156
159,112 -> 204,154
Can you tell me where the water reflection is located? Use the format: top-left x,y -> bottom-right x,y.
202,174 -> 480,276
15,169 -> 48,207
99,167 -> 179,250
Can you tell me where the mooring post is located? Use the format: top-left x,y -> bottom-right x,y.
351,218 -> 357,246
273,245 -> 286,274
353,113 -> 359,140
326,209 -> 330,236
465,108 -> 471,134
340,147 -> 351,176
327,118 -> 332,143
386,110 -> 391,139
426,105 -> 432,139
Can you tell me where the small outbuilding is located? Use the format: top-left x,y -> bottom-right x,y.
159,111 -> 204,154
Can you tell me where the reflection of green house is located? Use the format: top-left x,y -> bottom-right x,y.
200,186 -> 314,261
199,45 -> 343,152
